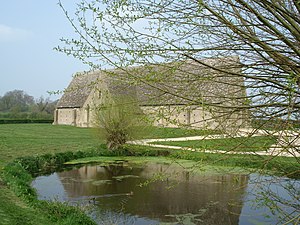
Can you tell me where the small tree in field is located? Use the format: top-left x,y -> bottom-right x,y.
94,95 -> 148,150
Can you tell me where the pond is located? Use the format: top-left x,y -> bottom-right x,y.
32,158 -> 299,225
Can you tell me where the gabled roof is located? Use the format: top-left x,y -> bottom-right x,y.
56,72 -> 100,108
57,56 -> 244,109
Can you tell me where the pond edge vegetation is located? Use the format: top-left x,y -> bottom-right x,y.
1,144 -> 299,224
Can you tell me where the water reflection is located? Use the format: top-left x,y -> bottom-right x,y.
31,160 -> 299,224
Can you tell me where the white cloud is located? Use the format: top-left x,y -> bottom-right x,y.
0,24 -> 33,42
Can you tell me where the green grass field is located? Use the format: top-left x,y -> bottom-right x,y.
139,126 -> 221,139
151,136 -> 277,152
0,124 -> 102,169
0,124 -> 218,168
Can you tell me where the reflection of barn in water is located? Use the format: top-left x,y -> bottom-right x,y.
58,162 -> 249,224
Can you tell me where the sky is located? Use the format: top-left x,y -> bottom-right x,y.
0,0 -> 89,100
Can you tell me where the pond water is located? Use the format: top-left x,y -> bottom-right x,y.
32,159 -> 299,225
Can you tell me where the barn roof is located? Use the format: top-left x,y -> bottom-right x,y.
56,56 -> 244,109
56,71 -> 100,108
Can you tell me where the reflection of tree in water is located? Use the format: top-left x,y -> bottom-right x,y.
57,162 -> 250,224
102,164 -> 125,177
124,173 -> 249,224
58,162 -> 145,197
33,161 -> 300,224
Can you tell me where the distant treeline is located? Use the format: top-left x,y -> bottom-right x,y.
0,90 -> 57,120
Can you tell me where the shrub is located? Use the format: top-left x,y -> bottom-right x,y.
0,119 -> 53,124
93,95 -> 150,150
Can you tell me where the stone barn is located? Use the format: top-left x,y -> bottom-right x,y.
54,56 -> 248,130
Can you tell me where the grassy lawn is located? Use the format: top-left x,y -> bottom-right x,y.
0,124 -> 102,169
140,126 -> 221,139
150,136 -> 277,152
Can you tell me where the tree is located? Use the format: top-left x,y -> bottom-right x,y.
29,97 -> 58,119
0,90 -> 34,113
57,0 -> 300,223
94,95 -> 149,150
0,90 -> 57,119
33,97 -> 58,114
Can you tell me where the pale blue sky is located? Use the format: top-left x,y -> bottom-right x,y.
0,1 -> 88,100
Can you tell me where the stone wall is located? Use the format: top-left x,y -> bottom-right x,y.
54,108 -> 78,126
140,105 -> 247,130
54,107 -> 89,127
55,104 -> 248,131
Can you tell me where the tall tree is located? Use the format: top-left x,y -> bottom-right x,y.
57,1 -> 300,223
0,90 -> 34,112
